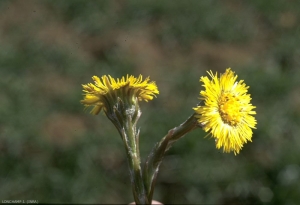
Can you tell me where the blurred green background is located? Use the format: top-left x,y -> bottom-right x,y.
1,0 -> 300,204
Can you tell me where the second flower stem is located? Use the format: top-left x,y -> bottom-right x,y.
143,113 -> 199,203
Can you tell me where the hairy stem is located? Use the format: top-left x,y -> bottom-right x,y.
143,113 -> 200,202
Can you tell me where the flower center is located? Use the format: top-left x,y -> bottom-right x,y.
219,92 -> 242,126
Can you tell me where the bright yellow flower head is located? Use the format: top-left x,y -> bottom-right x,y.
81,74 -> 159,115
194,68 -> 257,155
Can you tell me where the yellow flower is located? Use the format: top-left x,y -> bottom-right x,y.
193,68 -> 257,155
81,74 -> 159,115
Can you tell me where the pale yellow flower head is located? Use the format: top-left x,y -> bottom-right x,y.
194,68 -> 257,155
81,74 -> 159,115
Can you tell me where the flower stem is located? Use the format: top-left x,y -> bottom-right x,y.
121,106 -> 149,204
143,113 -> 199,202
106,99 -> 148,204
122,114 -> 148,204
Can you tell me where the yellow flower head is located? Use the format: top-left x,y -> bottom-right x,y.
193,68 -> 257,155
81,74 -> 159,115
